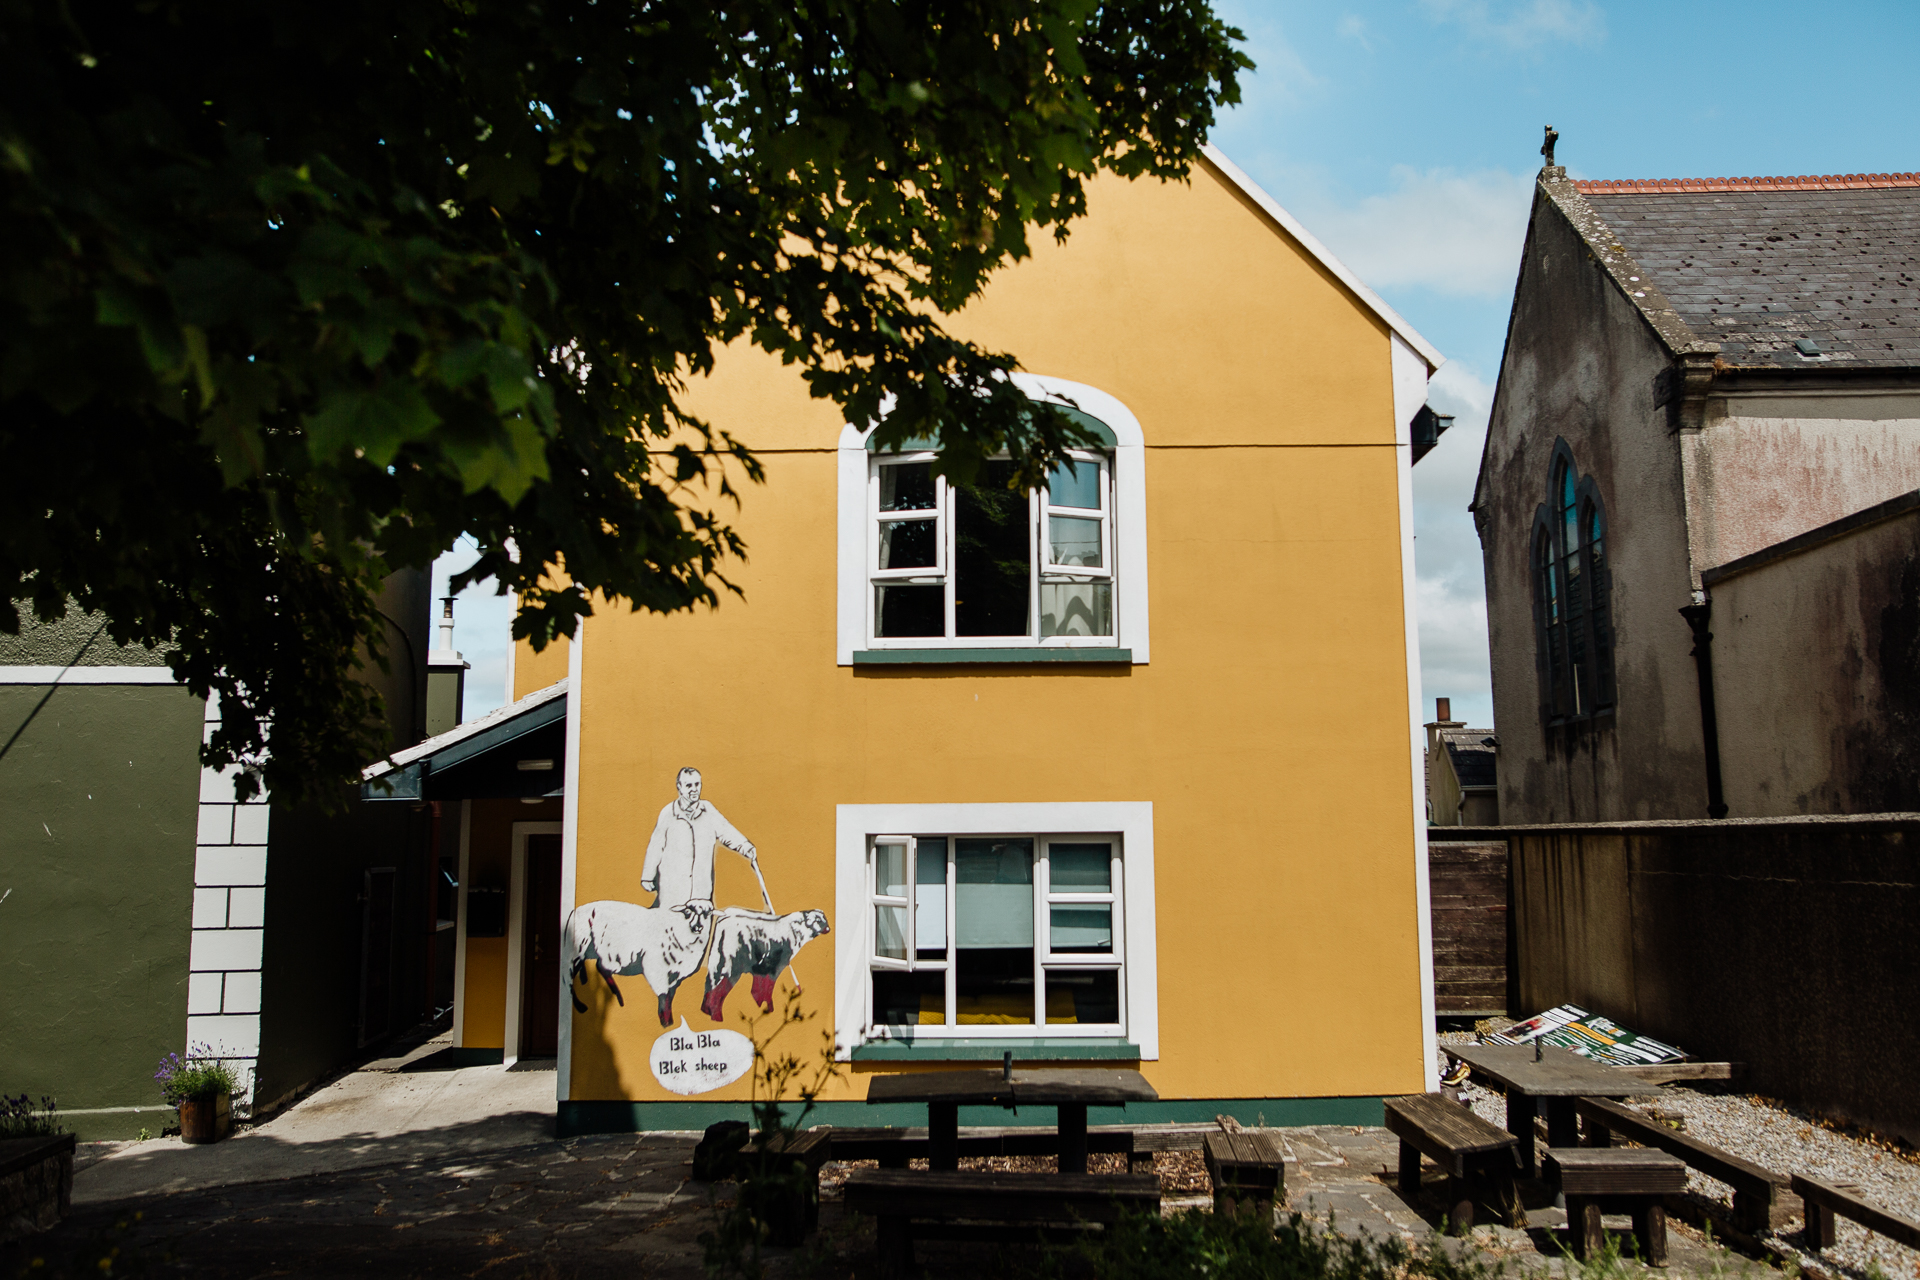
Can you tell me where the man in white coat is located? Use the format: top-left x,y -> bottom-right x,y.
642,767 -> 758,911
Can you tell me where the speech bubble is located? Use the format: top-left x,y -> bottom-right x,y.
650,1017 -> 753,1095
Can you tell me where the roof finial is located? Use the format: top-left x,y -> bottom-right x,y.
1541,125 -> 1560,169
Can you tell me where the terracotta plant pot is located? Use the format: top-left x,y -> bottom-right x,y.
178,1093 -> 232,1144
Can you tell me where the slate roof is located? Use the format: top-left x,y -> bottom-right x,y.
1440,728 -> 1498,790
1572,175 -> 1920,369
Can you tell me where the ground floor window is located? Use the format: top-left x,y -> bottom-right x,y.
866,834 -> 1124,1034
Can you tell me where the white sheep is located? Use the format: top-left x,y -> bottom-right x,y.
564,899 -> 714,1026
699,908 -> 830,1021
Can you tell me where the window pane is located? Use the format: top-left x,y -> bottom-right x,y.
874,842 -> 907,897
954,839 -> 1033,947
880,462 -> 936,512
872,970 -> 945,1026
1050,905 -> 1112,953
878,518 -> 938,570
1048,843 -> 1112,890
1047,459 -> 1100,510
916,838 -> 947,959
1048,516 -> 1103,569
954,461 -> 1031,637
1045,969 -> 1120,1025
955,948 -> 1036,1024
875,904 -> 908,961
1040,582 -> 1112,638
875,584 -> 944,637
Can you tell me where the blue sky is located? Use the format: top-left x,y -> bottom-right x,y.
438,0 -> 1920,725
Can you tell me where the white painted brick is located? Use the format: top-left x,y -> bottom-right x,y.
225,886 -> 266,929
195,846 -> 266,886
199,764 -> 245,803
186,1014 -> 260,1058
186,972 -> 224,1015
196,804 -> 233,846
222,971 -> 262,1014
189,928 -> 262,972
230,805 -> 270,845
191,888 -> 228,929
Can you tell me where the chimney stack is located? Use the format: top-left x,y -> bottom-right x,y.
425,596 -> 470,737
1436,697 -> 1451,723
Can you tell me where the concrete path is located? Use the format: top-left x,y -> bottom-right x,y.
73,1038 -> 559,1204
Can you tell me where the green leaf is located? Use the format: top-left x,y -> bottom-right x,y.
304,381 -> 442,466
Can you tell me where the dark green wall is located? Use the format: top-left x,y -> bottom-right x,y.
255,792 -> 432,1112
0,683 -> 202,1134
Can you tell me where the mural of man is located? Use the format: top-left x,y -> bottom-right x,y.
642,767 -> 758,910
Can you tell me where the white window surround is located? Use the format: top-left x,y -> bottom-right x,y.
836,373 -> 1150,664
833,801 -> 1157,1062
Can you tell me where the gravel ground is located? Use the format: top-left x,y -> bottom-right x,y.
1439,1030 -> 1920,1280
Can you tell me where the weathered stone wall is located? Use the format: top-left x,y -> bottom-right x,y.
1476,186 -> 1707,824
1711,505 -> 1920,815
0,1135 -> 74,1242
1463,817 -> 1920,1144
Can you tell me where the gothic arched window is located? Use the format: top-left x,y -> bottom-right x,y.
1533,444 -> 1615,722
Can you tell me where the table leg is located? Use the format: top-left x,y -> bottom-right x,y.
1058,1103 -> 1089,1175
1507,1093 -> 1537,1175
1546,1098 -> 1579,1151
929,1102 -> 959,1172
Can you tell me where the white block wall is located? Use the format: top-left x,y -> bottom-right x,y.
187,699 -> 269,1107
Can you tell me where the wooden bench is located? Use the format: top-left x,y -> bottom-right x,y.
1792,1174 -> 1920,1251
843,1168 -> 1160,1278
1577,1097 -> 1795,1234
1545,1148 -> 1687,1266
824,1125 -> 1137,1169
737,1128 -> 833,1245
1383,1093 -> 1523,1232
1204,1131 -> 1285,1218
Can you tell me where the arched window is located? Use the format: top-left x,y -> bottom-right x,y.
1533,445 -> 1615,721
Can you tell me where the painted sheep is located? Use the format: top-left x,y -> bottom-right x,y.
563,899 -> 714,1026
699,908 -> 831,1021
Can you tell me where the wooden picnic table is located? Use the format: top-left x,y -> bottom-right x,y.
865,1067 -> 1158,1174
1442,1043 -> 1656,1175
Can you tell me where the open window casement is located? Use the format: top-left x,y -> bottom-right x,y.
865,833 -> 1124,1037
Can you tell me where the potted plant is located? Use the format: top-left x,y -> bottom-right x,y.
154,1046 -> 239,1144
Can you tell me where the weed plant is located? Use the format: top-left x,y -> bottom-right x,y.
700,993 -> 844,1280
1033,1209 -> 1504,1280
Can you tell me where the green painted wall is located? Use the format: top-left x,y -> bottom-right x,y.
0,682 -> 203,1138
0,604 -> 174,668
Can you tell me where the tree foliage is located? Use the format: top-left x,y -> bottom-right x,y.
0,0 -> 1247,802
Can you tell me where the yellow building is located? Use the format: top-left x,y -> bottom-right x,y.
371,147 -> 1446,1133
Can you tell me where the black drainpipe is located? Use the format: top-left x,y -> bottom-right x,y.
1678,599 -> 1729,819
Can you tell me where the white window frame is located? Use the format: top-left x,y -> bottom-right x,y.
834,802 -> 1157,1061
865,448 -> 1114,649
862,833 -> 1125,1036
837,374 -> 1150,663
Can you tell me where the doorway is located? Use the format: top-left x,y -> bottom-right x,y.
518,834 -> 562,1057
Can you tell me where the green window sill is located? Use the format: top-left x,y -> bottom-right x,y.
852,1038 -> 1141,1062
852,648 -> 1132,665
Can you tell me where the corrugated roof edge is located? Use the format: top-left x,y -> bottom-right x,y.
363,677 -> 569,779
1577,173 -> 1920,194
1200,145 -> 1445,373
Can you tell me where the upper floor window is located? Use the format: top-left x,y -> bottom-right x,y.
836,374 -> 1150,663
870,450 -> 1115,645
1533,445 -> 1615,721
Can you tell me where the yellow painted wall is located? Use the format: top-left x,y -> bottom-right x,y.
537,160 -> 1428,1104
459,798 -> 564,1049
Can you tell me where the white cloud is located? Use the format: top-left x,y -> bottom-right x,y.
1420,0 -> 1607,50
1412,362 -> 1497,728
1337,14 -> 1373,51
1301,166 -> 1535,300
